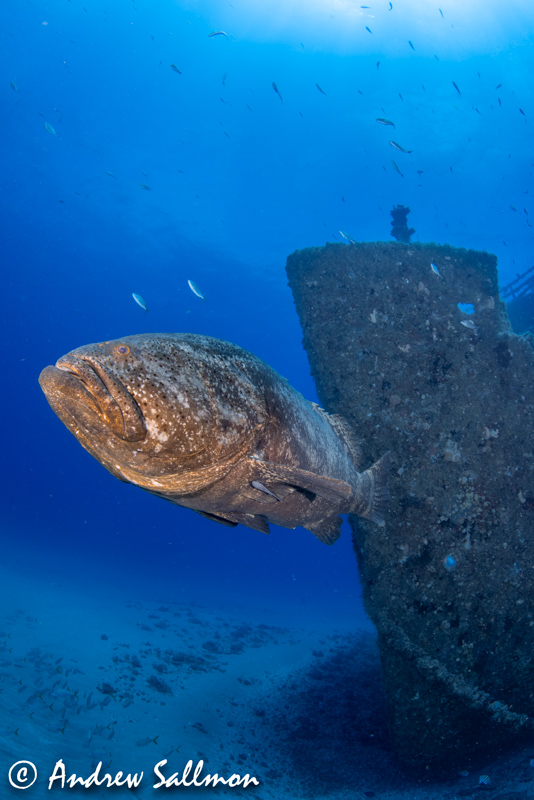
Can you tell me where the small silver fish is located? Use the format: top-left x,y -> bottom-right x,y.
391,160 -> 404,177
10,80 -> 19,91
132,293 -> 148,313
208,31 -> 228,38
376,117 -> 395,128
452,81 -> 461,95
430,262 -> 440,276
44,122 -> 57,135
389,140 -> 412,154
408,40 -> 415,50
188,279 -> 205,300
340,230 -> 355,244
105,171 -> 117,178
316,83 -> 326,96
251,481 -> 281,500
139,183 -> 151,190
460,319 -> 476,331
135,736 -> 159,747
170,64 -> 182,74
272,81 -> 283,103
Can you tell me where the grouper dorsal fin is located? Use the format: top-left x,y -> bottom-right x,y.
311,403 -> 362,470
249,458 -> 353,504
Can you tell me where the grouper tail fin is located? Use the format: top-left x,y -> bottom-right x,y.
353,451 -> 391,526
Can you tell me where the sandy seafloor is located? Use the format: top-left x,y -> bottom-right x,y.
1,542 -> 534,800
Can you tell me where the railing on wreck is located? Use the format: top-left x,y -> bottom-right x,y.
501,265 -> 534,335
500,264 -> 534,301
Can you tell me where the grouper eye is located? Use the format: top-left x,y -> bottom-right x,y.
116,345 -> 130,355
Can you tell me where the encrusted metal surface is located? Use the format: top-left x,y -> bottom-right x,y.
287,241 -> 534,774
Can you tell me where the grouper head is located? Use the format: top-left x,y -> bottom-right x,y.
39,333 -> 267,494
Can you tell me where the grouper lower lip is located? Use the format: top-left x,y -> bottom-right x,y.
39,355 -> 146,443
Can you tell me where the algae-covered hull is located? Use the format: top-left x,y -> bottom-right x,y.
287,241 -> 534,774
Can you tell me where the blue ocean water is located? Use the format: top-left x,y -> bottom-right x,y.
1,0 -> 534,796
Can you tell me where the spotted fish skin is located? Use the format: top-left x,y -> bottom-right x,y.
39,333 -> 389,544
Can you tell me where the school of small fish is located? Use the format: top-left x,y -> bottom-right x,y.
20,3 -> 527,315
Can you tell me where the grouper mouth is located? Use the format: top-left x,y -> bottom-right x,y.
39,354 -> 146,443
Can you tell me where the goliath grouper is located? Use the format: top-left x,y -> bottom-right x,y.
39,333 -> 389,544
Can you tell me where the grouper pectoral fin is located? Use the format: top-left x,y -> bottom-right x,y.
239,488 -> 277,504
249,458 -> 353,504
306,516 -> 343,545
